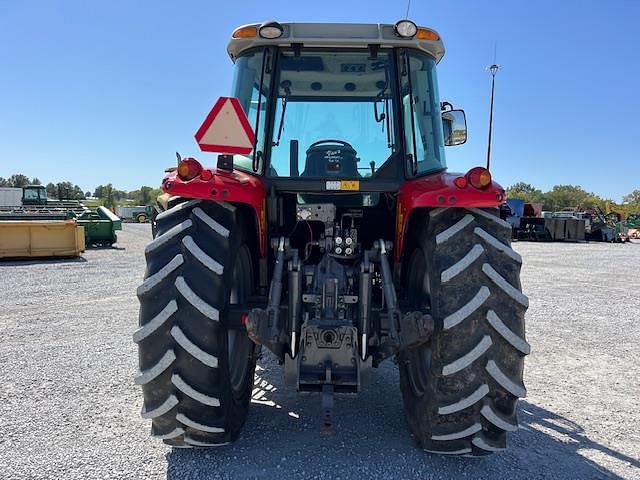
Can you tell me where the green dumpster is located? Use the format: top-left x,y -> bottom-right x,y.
76,206 -> 122,246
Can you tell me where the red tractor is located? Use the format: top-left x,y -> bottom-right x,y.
134,20 -> 529,456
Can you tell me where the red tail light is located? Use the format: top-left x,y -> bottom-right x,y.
466,167 -> 492,189
454,176 -> 468,188
200,169 -> 213,181
177,158 -> 202,181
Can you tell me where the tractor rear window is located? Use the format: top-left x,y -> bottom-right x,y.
268,50 -> 397,178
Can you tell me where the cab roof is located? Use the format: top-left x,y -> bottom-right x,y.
227,22 -> 445,63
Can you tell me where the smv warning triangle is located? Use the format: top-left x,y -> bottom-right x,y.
194,97 -> 256,155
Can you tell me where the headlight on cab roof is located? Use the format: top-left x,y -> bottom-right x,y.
259,21 -> 284,39
394,20 -> 418,38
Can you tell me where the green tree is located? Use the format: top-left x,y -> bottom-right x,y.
506,182 -> 545,204
72,185 -> 85,199
112,189 -> 128,201
103,184 -> 116,209
53,182 -> 84,200
46,183 -> 57,198
542,185 -> 605,212
149,188 -> 163,205
135,186 -> 153,205
8,174 -> 30,187
0,174 -> 40,187
623,190 -> 640,205
55,182 -> 74,199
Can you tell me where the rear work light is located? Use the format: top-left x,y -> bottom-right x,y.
394,20 -> 418,38
466,167 -> 492,189
259,21 -> 284,39
177,158 -> 202,181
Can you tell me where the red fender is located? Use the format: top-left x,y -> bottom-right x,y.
395,171 -> 506,261
162,168 -> 267,257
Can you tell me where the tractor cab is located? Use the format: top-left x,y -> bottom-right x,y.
21,185 -> 48,205
226,21 -> 467,194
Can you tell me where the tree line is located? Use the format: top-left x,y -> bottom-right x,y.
0,174 -> 86,201
0,173 -> 161,208
506,182 -> 640,216
92,184 -> 162,209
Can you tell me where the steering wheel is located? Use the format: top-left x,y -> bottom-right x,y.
308,139 -> 354,149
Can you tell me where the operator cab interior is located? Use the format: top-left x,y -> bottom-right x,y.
269,49 -> 400,181
231,46 -> 447,187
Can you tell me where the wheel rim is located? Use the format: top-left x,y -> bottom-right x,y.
227,245 -> 254,396
138,215 -> 146,223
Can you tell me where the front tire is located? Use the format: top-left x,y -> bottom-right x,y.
400,207 -> 530,456
134,199 -> 256,447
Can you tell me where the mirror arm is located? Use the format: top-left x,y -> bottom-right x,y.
440,101 -> 453,111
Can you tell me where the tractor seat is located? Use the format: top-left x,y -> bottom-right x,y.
301,140 -> 359,178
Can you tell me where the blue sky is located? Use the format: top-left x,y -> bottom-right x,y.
0,0 -> 638,200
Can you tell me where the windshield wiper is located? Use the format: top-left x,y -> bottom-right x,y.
273,82 -> 291,147
374,100 -> 386,123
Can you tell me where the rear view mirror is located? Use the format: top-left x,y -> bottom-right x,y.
442,109 -> 467,146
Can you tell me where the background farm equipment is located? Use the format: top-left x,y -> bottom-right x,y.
625,213 -> 640,239
0,219 -> 85,258
502,199 -> 633,243
0,185 -> 121,257
545,210 -> 587,242
603,211 -> 631,242
0,185 -> 88,220
503,199 -> 552,240
75,207 -> 122,246
584,207 -> 621,242
116,205 -> 155,223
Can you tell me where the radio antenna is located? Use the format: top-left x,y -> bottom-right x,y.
405,0 -> 411,18
486,61 -> 500,170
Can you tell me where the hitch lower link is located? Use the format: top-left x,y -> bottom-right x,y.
245,237 -> 289,361
372,239 -> 434,360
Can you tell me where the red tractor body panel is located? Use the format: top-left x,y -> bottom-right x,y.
395,170 -> 505,260
163,167 -> 504,262
162,168 -> 268,257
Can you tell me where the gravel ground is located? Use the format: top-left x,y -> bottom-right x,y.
1,224 -> 639,479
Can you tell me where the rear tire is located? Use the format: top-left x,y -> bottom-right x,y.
134,199 -> 256,447
400,207 -> 530,456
